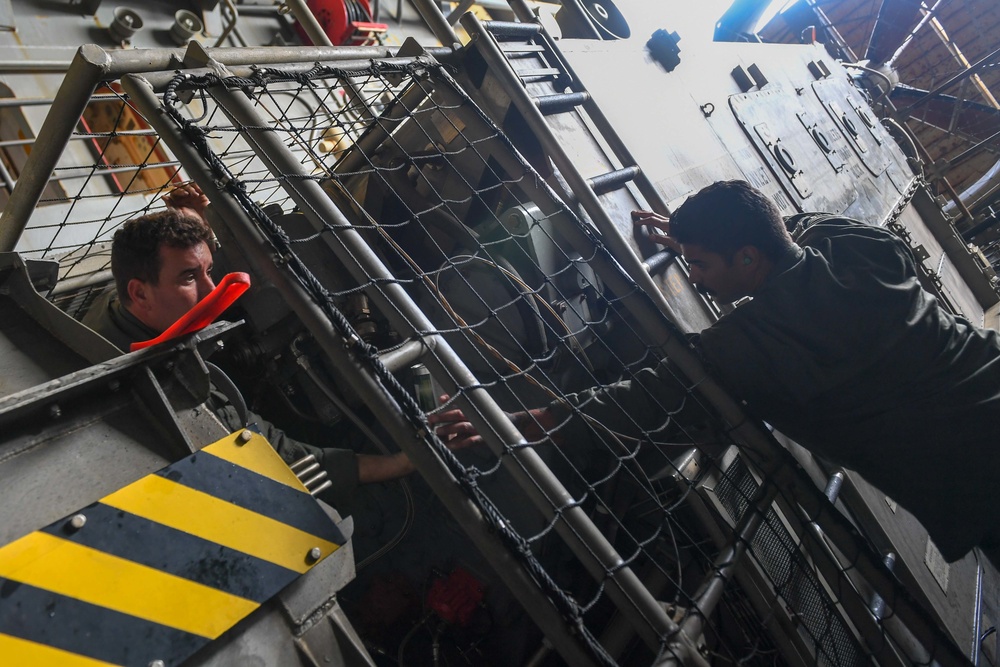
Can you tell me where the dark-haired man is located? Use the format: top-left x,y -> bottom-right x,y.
84,200 -> 422,507
434,180 -> 1000,564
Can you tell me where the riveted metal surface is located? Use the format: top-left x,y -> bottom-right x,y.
0,430 -> 346,667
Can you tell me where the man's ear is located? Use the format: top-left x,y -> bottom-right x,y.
126,278 -> 151,312
738,245 -> 762,268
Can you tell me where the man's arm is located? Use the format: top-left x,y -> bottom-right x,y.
431,402 -> 557,448
357,452 -> 413,483
431,361 -> 715,452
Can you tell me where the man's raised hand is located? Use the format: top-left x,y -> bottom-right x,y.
632,210 -> 680,253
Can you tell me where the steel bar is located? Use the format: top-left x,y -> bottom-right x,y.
0,44 -> 108,251
505,0 -> 537,24
121,71 -> 600,667
0,59 -> 73,72
446,0 -> 476,26
678,484 -> 776,642
408,0 -> 462,47
0,146 -> 15,193
896,44 -> 1000,117
199,63 -> 684,654
948,126 -> 1000,170
48,269 -> 113,296
534,91 -> 589,115
284,0 -> 330,47
922,8 -> 999,110
886,0 -> 945,67
588,165 -> 640,196
378,337 -> 439,373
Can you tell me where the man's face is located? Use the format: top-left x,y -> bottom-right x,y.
681,243 -> 754,304
129,241 -> 215,333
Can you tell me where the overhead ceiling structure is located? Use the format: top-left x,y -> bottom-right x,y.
759,0 -> 1000,234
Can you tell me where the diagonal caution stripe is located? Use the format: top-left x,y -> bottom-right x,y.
203,430 -> 308,492
0,533 -> 257,639
101,474 -> 339,574
0,632 -> 118,667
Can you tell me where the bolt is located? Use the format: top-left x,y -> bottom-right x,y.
308,547 -> 322,562
108,379 -> 121,392
238,430 -> 253,444
216,340 -> 225,351
68,514 -> 87,531
48,404 -> 61,419
149,660 -> 166,667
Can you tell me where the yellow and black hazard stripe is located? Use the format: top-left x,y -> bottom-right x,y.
0,430 -> 346,667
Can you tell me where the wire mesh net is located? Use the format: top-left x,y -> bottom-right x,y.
18,52 -> 972,666
9,81 -> 195,317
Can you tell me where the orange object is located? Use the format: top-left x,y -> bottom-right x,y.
130,272 -> 251,352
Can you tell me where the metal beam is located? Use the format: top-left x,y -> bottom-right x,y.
896,43 -> 1000,118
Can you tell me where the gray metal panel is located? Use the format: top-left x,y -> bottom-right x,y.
896,203 -> 986,325
556,38 -> 915,225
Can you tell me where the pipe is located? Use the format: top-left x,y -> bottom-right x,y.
678,484 -> 776,642
378,338 -> 439,373
408,0 -> 462,47
284,0 -> 333,47
119,71 -> 601,667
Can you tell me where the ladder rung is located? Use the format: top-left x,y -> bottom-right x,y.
484,20 -> 543,40
534,92 -> 590,116
588,166 -> 641,196
518,68 -> 561,83
500,44 -> 546,54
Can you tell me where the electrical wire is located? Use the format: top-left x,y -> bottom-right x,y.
842,62 -> 894,103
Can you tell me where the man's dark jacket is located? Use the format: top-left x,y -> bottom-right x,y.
556,216 -> 1000,562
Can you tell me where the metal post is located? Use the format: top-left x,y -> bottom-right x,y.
677,485 -> 776,643
408,0 -> 462,47
119,72 -> 601,667
283,0 -> 332,47
0,44 -> 107,251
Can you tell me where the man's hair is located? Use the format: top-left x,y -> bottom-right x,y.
111,209 -> 213,305
670,180 -> 794,262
